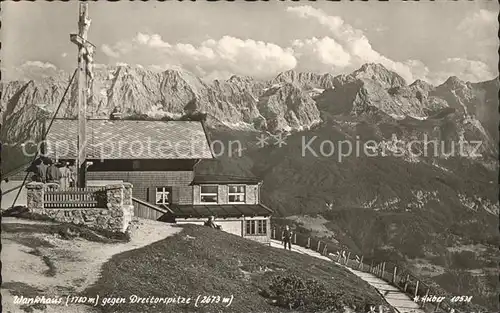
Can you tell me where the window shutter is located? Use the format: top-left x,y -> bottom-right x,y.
171,186 -> 179,204
147,187 -> 156,204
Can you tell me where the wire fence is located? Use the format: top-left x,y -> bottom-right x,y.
271,225 -> 470,313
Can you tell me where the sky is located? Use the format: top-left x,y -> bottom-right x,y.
2,1 -> 498,85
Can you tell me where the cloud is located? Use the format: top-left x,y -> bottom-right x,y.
21,61 -> 57,70
29,7 -> 493,85
457,9 -> 498,66
3,61 -> 61,81
102,33 -> 297,80
101,44 -> 121,58
286,5 -> 498,85
61,52 -> 68,58
134,33 -> 172,49
458,9 -> 497,40
292,37 -> 351,72
403,58 -> 497,85
287,6 -> 417,83
434,58 -> 497,84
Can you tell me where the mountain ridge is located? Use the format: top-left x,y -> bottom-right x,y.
2,63 -> 497,135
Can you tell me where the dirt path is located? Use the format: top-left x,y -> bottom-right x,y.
270,239 -> 425,313
1,217 -> 181,313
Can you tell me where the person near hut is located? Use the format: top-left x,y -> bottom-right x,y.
282,225 -> 293,250
27,157 -> 45,183
35,157 -> 49,183
59,162 -> 71,189
204,216 -> 221,230
68,162 -> 76,187
46,159 -> 62,186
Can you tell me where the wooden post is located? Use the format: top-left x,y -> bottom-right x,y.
306,237 -> 311,249
392,266 -> 397,283
381,262 -> 386,279
359,255 -> 364,270
272,228 -> 275,239
346,252 -> 351,266
317,241 -> 321,252
404,274 -> 410,292
293,233 -> 297,244
337,251 -> 342,262
414,280 -> 419,298
370,260 -> 374,273
70,2 -> 95,188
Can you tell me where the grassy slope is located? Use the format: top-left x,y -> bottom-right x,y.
200,121 -> 498,311
85,225 -> 386,313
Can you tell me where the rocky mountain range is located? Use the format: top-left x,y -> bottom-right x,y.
2,63 -> 498,174
2,63 -> 499,310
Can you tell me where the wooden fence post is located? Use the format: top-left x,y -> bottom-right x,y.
381,262 -> 386,279
414,280 -> 419,298
272,228 -> 275,239
393,266 -> 397,283
403,274 -> 409,292
323,245 -> 327,256
307,237 -> 311,249
337,251 -> 342,262
346,252 -> 351,266
293,233 -> 297,244
359,255 -> 364,270
370,261 -> 374,273
317,241 -> 321,252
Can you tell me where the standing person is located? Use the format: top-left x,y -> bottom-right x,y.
46,159 -> 62,186
282,225 -> 293,250
59,162 -> 71,189
27,158 -> 41,182
68,162 -> 76,187
35,157 -> 48,183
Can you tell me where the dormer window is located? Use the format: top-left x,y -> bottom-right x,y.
228,185 -> 245,203
200,185 -> 218,203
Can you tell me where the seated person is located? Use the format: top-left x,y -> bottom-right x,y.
204,216 -> 221,230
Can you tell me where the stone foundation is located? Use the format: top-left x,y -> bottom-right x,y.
26,182 -> 134,233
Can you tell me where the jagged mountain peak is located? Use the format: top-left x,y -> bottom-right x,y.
159,68 -> 207,94
272,70 -> 335,90
350,63 -> 407,88
226,74 -> 256,85
410,79 -> 433,90
161,68 -> 200,79
441,76 -> 467,89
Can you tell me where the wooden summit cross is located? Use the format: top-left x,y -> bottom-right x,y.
70,3 -> 95,188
